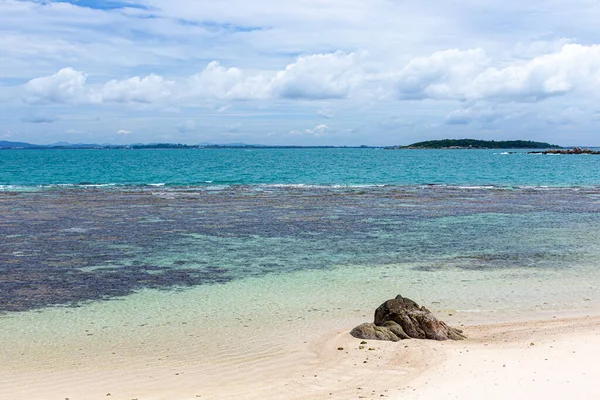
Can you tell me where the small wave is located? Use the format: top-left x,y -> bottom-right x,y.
79,183 -> 117,187
0,185 -> 41,192
420,184 -> 504,190
454,185 -> 499,190
257,183 -> 387,190
3,182 -> 600,193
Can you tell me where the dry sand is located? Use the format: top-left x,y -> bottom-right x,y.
1,313 -> 599,400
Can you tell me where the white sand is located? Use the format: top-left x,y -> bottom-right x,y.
1,314 -> 599,400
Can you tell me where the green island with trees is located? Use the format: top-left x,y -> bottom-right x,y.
386,139 -> 562,149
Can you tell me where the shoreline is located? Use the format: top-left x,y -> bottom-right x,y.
2,311 -> 599,400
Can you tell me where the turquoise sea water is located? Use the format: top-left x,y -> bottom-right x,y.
2,148 -> 600,187
0,148 -> 599,315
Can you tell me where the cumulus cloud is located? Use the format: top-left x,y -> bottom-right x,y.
396,48 -> 489,100
20,44 -> 600,110
271,52 -> 361,100
102,75 -> 175,104
117,129 -> 132,135
22,52 -> 363,105
188,61 -> 271,100
187,53 -> 361,101
24,67 -> 98,104
396,44 -> 600,102
468,44 -> 600,101
23,68 -> 176,105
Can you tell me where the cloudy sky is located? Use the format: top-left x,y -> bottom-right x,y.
2,0 -> 600,145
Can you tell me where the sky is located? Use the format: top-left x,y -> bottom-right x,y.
1,0 -> 600,146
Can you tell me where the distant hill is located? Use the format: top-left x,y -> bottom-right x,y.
388,139 -> 562,149
0,140 -> 39,149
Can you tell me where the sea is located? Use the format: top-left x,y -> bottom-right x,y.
1,148 -> 599,397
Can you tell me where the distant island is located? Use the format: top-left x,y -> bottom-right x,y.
386,139 -> 562,150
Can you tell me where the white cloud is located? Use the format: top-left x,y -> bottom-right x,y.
396,44 -> 600,102
468,44 -> 600,101
290,124 -> 331,137
188,61 -> 271,100
396,48 -> 489,100
24,67 -> 98,105
23,69 -> 175,105
117,129 -> 132,135
271,52 -> 361,100
26,43 -> 600,110
102,75 -> 175,104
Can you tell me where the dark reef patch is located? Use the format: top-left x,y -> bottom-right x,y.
0,263 -> 231,312
1,186 -> 599,312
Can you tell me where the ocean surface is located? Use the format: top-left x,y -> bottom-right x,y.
1,148 -> 600,188
1,147 -> 599,317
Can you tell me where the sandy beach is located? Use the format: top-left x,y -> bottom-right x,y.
2,310 -> 599,400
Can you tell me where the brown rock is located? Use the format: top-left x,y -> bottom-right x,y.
349,323 -> 401,342
350,295 -> 466,342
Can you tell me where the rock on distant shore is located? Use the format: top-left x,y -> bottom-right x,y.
350,295 -> 466,341
529,147 -> 600,155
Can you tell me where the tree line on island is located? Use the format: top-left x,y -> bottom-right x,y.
385,139 -> 562,149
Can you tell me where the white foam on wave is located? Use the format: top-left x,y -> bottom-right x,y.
454,185 -> 499,190
80,183 -> 117,187
0,185 -> 41,192
258,183 -> 387,190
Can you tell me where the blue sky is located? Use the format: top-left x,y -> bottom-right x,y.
2,0 -> 600,145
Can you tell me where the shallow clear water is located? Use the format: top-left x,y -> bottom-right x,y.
1,184 -> 599,315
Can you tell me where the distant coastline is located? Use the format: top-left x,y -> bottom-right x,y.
385,139 -> 562,150
3,139 -> 596,150
0,141 -> 382,150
